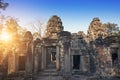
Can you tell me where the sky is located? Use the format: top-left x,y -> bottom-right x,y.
1,0 -> 120,34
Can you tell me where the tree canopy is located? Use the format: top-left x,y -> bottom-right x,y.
103,22 -> 120,36
0,0 -> 8,10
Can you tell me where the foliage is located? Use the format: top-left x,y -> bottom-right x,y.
5,17 -> 19,34
103,22 -> 119,36
33,32 -> 41,40
0,0 -> 9,10
30,19 -> 44,38
0,15 -> 28,43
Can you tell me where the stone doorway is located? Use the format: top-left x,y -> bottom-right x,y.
18,56 -> 25,71
73,55 -> 80,69
51,52 -> 56,62
112,52 -> 118,66
110,47 -> 118,67
46,46 -> 56,69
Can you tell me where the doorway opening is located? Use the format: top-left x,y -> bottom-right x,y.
51,52 -> 56,62
73,55 -> 80,69
112,53 -> 118,66
46,46 -> 56,69
18,56 -> 25,71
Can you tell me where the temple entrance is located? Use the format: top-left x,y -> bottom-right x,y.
112,53 -> 118,66
73,55 -> 80,69
18,56 -> 25,71
51,52 -> 56,62
111,48 -> 118,67
46,46 -> 56,69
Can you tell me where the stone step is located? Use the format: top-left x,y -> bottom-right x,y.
36,76 -> 63,80
47,65 -> 56,69
6,77 -> 24,80
39,69 -> 58,76
39,72 -> 58,76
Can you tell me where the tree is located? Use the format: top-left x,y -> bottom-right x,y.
5,17 -> 19,35
17,26 -> 27,38
0,0 -> 9,10
0,15 -> 7,33
30,19 -> 45,39
103,22 -> 119,36
33,32 -> 40,40
1,15 -> 28,37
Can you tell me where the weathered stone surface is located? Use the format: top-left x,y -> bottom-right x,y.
87,18 -> 107,41
45,15 -> 64,39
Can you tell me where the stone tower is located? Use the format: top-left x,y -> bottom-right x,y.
87,18 -> 107,41
45,15 -> 64,39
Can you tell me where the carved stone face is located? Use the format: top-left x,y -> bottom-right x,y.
45,15 -> 64,38
88,18 -> 107,40
92,21 -> 102,29
56,26 -> 63,32
48,27 -> 55,33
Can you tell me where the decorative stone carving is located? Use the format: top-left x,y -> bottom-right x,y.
45,15 -> 64,39
87,18 -> 107,41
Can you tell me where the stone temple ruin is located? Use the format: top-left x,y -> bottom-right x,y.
0,15 -> 120,80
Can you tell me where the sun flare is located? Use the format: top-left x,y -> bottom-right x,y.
0,32 -> 11,41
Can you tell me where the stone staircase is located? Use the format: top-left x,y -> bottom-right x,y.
39,62 -> 59,76
39,69 -> 58,76
47,62 -> 56,69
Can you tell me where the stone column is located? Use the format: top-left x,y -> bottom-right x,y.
38,45 -> 42,71
57,31 -> 71,77
34,48 -> 39,73
60,45 -> 64,74
25,43 -> 33,74
84,55 -> 90,73
80,55 -> 84,72
63,42 -> 71,75
118,46 -> 120,65
8,50 -> 16,74
118,45 -> 120,75
15,50 -> 18,73
41,45 -> 44,70
41,45 -> 46,70
56,45 -> 60,70
106,47 -> 112,67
